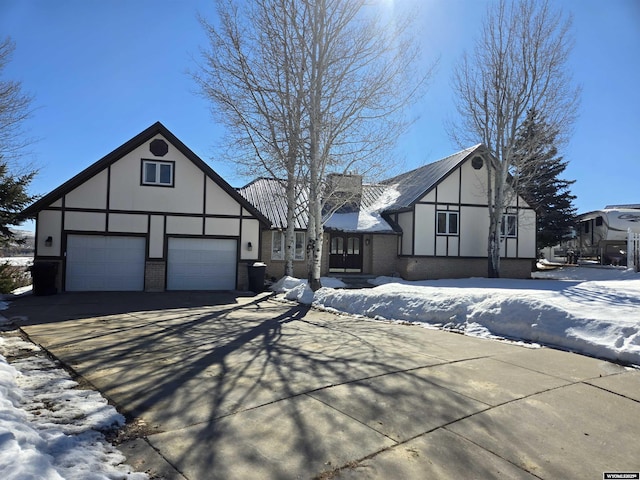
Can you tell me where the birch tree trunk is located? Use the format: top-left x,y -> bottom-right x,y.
451,0 -> 579,278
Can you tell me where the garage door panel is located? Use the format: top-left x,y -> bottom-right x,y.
167,238 -> 237,290
66,235 -> 146,291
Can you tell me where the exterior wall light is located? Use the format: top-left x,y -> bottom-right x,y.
45,236 -> 53,247
247,241 -> 253,251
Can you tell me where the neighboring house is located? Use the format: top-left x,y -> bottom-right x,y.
21,122 -> 269,292
239,144 -> 537,281
570,206 -> 640,266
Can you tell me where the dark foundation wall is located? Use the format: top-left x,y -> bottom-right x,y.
396,257 -> 534,280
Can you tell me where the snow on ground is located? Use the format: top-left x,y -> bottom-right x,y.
272,266 -> 640,366
0,256 -> 34,267
0,334 -> 147,480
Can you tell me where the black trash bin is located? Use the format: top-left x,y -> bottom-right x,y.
29,262 -> 58,296
247,262 -> 266,293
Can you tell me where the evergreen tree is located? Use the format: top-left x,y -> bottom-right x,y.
0,37 -> 37,244
514,110 -> 577,251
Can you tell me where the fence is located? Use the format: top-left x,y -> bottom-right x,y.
628,229 -> 640,272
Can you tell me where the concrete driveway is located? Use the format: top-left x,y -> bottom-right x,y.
5,292 -> 640,479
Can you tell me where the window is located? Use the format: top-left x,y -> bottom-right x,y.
501,214 -> 517,237
595,216 -> 603,226
437,211 -> 459,235
142,160 -> 174,186
272,231 -> 305,261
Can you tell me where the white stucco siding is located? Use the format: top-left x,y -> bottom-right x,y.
37,210 -> 62,256
149,215 -> 164,258
205,217 -> 240,236
459,206 -> 489,257
435,169 -> 460,204
517,209 -> 537,257
240,218 -> 260,260
65,211 -> 106,232
501,238 -> 513,257
419,190 -> 436,203
206,179 -> 242,215
108,213 -> 148,233
460,158 -> 489,205
108,139 -> 205,214
414,204 -> 435,255
435,235 -> 447,256
65,169 -> 108,209
397,212 -> 413,255
166,216 -> 203,235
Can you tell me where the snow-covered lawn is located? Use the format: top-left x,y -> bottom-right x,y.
273,266 -> 640,367
0,256 -> 34,267
0,334 -> 147,480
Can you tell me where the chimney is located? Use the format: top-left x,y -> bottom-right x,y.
325,173 -> 363,213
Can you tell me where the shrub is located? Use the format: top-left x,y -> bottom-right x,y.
0,261 -> 31,294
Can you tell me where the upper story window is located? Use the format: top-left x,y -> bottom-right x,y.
142,160 -> 174,187
437,211 -> 459,235
501,214 -> 517,237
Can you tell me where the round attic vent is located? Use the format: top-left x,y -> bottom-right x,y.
150,139 -> 169,157
471,156 -> 483,170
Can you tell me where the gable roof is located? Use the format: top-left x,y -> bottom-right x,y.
237,177 -> 398,233
21,122 -> 270,225
381,144 -> 483,211
237,145 -> 488,233
238,178 -> 309,230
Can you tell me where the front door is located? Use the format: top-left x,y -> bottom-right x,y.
329,234 -> 363,273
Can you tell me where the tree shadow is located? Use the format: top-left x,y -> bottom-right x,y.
6,292 -> 457,478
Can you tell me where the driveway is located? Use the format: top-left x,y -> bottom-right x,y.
4,292 -> 640,479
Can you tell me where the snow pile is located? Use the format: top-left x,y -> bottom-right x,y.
0,335 -> 147,480
271,276 -> 346,304
274,267 -> 640,366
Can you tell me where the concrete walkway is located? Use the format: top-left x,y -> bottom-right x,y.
4,292 -> 640,479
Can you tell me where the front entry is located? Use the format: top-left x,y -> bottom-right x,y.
329,234 -> 363,273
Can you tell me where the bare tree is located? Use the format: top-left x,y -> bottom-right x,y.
450,0 -> 580,277
196,0 -> 432,286
194,0 -> 307,276
0,37 -> 37,242
297,0 -> 433,290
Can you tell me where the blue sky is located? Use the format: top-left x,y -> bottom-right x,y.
1,0 -> 639,232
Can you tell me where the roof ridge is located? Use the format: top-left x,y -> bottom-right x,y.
382,144 -> 481,184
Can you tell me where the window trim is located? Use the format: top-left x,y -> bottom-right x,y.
141,159 -> 175,187
501,213 -> 518,238
272,231 -> 306,261
436,211 -> 459,236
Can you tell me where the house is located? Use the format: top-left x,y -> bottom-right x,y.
22,122 -> 269,292
24,126 -> 536,293
571,206 -> 640,265
237,175 -> 400,281
239,144 -> 537,281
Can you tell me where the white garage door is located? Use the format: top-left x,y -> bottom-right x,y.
167,237 -> 237,290
66,235 -> 146,291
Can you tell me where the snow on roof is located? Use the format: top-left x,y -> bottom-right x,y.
238,145 -> 483,233
381,145 -> 482,211
324,186 -> 400,233
238,178 -> 399,233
